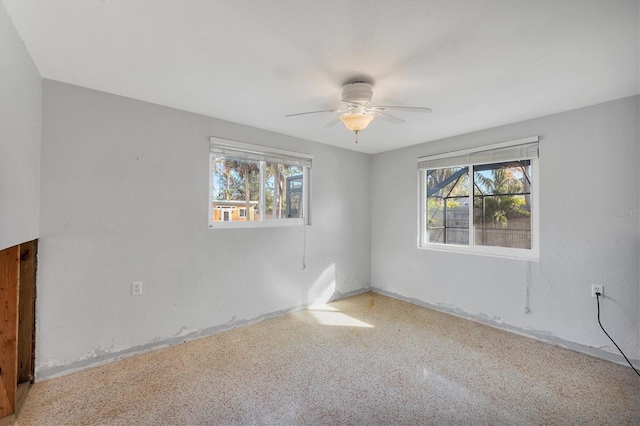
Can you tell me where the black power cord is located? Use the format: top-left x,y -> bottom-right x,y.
595,292 -> 640,377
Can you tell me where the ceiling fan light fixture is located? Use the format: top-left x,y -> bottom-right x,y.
286,79 -> 432,144
339,112 -> 374,132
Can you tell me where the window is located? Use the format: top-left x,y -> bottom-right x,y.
209,137 -> 311,228
418,137 -> 539,259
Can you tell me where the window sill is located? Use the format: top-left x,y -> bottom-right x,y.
418,242 -> 539,261
209,219 -> 306,229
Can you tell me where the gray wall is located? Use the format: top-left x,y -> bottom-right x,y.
0,2 -> 41,250
37,80 -> 371,379
371,96 -> 640,365
23,66 -> 640,377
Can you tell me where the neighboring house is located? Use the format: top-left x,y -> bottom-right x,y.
212,200 -> 259,222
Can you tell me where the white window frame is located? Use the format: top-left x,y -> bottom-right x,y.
209,137 -> 311,229
417,136 -> 539,260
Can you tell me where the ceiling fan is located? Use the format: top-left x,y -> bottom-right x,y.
285,81 -> 433,143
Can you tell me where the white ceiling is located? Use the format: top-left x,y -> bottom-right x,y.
3,0 -> 639,154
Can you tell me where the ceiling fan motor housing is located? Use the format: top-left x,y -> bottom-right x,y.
342,82 -> 373,105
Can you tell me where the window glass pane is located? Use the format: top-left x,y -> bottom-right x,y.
473,160 -> 531,249
264,163 -> 303,220
426,167 -> 469,245
209,139 -> 311,228
286,174 -> 303,219
211,156 -> 260,222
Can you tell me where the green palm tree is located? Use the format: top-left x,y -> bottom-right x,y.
474,166 -> 529,227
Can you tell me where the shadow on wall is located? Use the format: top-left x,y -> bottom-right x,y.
306,262 -> 374,328
308,262 -> 337,306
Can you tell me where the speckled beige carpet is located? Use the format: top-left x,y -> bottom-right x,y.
15,292 -> 640,425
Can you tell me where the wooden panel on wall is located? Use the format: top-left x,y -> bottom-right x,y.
17,240 -> 36,384
0,245 -> 20,417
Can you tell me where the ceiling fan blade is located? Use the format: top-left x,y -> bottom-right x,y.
371,110 -> 405,123
341,99 -> 367,108
322,116 -> 342,128
372,106 -> 433,113
285,109 -> 342,117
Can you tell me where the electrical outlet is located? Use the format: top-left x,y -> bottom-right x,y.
132,281 -> 143,296
591,284 -> 603,298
